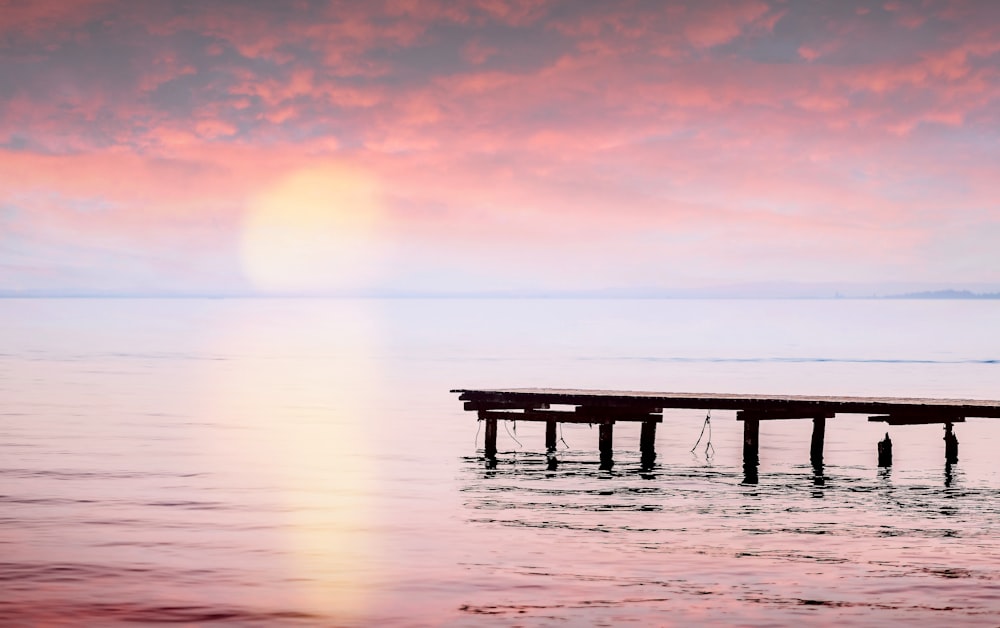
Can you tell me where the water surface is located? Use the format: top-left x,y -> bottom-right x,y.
1,298 -> 999,625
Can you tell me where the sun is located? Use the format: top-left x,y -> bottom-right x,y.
241,163 -> 384,293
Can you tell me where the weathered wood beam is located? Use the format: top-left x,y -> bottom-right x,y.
575,404 -> 662,414
868,415 -> 965,425
575,405 -> 662,421
477,409 -> 662,423
737,410 -> 835,421
465,401 -> 549,411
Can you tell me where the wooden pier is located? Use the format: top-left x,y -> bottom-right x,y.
453,388 -> 1000,474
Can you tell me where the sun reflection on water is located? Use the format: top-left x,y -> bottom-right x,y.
199,301 -> 383,619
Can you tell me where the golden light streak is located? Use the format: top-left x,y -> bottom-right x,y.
198,302 -> 383,619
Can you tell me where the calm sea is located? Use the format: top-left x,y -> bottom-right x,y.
1,298 -> 999,626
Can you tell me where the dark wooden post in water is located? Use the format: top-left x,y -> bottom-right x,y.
810,416 -> 826,467
944,422 -> 958,464
484,416 -> 498,458
640,420 -> 657,466
545,420 -> 557,452
599,422 -> 614,469
742,417 -> 760,466
877,432 -> 892,467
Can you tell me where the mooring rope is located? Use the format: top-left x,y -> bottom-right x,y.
559,423 -> 570,449
691,411 -> 715,458
474,418 -> 482,447
504,420 -> 523,449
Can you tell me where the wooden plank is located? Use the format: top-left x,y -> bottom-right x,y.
454,388 -> 1000,418
737,410 -> 835,421
464,401 -> 549,411
868,415 -> 966,425
576,405 -> 662,418
477,409 -> 660,424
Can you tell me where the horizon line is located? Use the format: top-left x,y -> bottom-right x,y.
2,291 -> 999,300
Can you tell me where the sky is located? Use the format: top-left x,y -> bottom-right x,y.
1,0 -> 998,297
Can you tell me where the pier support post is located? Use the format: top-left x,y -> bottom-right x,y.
484,417 -> 498,459
599,422 -> 614,469
810,417 -> 826,467
546,420 -> 557,452
640,420 -> 657,467
944,422 -> 958,464
743,418 -> 760,467
877,432 -> 892,467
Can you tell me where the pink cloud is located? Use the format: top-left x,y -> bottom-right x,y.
462,39 -> 498,65
798,46 -> 821,62
1,0 -> 997,293
682,1 -> 774,48
0,0 -> 115,36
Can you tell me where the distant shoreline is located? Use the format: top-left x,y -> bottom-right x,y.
2,291 -> 999,300
882,290 -> 1000,299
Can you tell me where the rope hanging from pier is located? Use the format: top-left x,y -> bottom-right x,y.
558,423 -> 570,450
504,420 -> 523,450
691,411 -> 715,458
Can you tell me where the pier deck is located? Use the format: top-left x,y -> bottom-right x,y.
453,388 -> 1000,472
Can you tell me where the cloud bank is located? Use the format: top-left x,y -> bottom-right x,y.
1,0 -> 997,295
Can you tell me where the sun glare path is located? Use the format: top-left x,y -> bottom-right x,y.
201,303 -> 383,619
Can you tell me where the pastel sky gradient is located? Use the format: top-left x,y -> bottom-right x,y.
1,0 -> 998,295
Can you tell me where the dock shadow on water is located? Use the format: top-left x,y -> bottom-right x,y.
457,452 -> 1000,625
